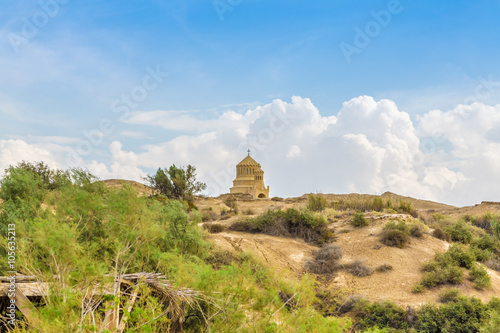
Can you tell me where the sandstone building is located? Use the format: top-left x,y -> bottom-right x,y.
230,153 -> 270,198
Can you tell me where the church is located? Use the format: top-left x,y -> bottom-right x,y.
230,152 -> 270,199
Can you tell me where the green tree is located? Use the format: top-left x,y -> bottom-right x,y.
146,164 -> 206,201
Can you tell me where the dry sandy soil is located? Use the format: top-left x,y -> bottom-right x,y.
194,193 -> 500,307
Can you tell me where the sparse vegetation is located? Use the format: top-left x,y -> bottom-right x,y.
3,161 -> 500,332
330,196 -> 393,213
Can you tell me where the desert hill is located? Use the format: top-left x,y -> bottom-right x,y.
103,179 -> 500,307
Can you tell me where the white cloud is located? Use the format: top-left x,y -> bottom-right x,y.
0,139 -> 60,174
2,96 -> 500,206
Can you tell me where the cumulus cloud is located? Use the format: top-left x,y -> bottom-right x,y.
0,139 -> 60,174
2,96 -> 500,206
418,102 -> 500,204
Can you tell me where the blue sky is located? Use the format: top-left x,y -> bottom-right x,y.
1,0 -> 500,205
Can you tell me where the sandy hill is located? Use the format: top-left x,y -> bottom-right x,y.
194,193 -> 500,307
103,180 -> 500,307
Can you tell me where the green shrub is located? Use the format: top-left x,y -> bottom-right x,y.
421,251 -> 465,288
308,194 -> 326,212
270,196 -> 283,201
421,264 -> 464,287
448,244 -> 476,269
412,284 -> 425,293
372,197 -> 384,212
469,265 -> 491,289
229,208 -> 334,244
145,164 -> 206,201
432,227 -> 451,242
480,309 -> 500,333
351,212 -> 368,227
416,297 -> 489,333
470,247 -> 494,262
472,234 -> 499,252
446,220 -> 474,244
381,229 -> 409,248
398,200 -> 418,217
492,218 -> 500,240
353,300 -> 408,331
385,220 -> 410,233
438,288 -> 461,303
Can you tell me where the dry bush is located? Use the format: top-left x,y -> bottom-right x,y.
203,223 -> 225,233
304,244 -> 343,275
201,210 -> 218,221
410,224 -> 424,238
308,194 -> 327,212
381,229 -> 409,248
376,263 -> 393,273
242,208 -> 255,215
432,227 -> 451,241
271,196 -> 283,201
228,219 -> 253,232
337,294 -> 365,315
485,258 -> 500,272
230,208 -> 334,244
346,259 -> 374,277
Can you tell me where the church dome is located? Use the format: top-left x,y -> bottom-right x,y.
236,155 -> 261,167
